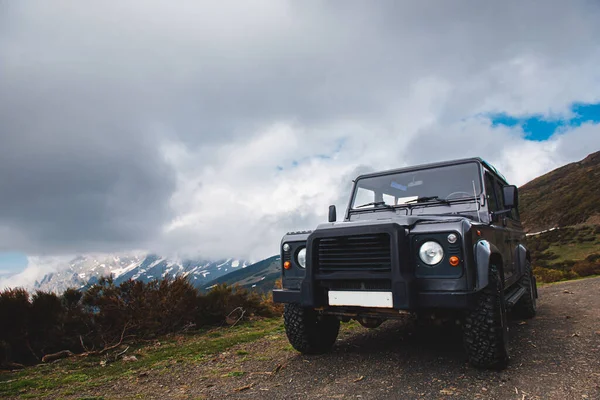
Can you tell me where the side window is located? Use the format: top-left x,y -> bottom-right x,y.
484,172 -> 498,211
494,179 -> 520,221
511,194 -> 521,221
493,179 -> 505,211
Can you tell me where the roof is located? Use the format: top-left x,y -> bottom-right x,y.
354,157 -> 509,184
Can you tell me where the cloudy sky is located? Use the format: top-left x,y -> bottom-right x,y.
1,1 -> 600,285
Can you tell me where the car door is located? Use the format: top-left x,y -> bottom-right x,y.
507,193 -> 526,281
492,177 -> 516,283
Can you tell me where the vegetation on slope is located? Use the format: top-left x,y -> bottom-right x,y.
527,224 -> 600,283
519,151 -> 600,233
202,255 -> 280,293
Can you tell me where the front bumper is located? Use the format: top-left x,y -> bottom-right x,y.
272,288 -> 477,309
276,222 -> 475,311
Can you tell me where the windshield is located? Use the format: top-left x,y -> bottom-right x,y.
351,162 -> 482,209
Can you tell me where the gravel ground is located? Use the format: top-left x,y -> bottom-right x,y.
85,277 -> 600,399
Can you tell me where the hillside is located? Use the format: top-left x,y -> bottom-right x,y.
519,150 -> 600,233
203,255 -> 280,292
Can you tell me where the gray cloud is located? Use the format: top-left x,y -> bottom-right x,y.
1,1 -> 599,259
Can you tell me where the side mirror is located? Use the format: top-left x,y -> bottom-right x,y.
328,205 -> 337,222
503,185 -> 518,209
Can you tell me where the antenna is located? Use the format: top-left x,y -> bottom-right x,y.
472,180 -> 482,223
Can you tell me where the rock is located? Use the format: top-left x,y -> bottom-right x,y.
122,355 -> 138,362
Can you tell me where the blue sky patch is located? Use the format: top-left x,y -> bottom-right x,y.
0,252 -> 28,274
489,101 -> 600,141
276,137 -> 347,172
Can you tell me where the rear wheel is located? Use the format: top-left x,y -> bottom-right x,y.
283,304 -> 340,354
463,266 -> 509,370
513,261 -> 537,319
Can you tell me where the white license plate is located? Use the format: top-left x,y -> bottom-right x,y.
327,290 -> 393,308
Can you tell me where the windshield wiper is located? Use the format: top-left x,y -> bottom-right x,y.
405,196 -> 450,205
354,201 -> 394,209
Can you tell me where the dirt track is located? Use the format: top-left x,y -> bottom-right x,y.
98,278 -> 600,399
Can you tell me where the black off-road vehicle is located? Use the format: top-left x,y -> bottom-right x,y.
273,157 -> 537,369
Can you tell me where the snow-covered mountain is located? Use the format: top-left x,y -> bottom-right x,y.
30,253 -> 251,293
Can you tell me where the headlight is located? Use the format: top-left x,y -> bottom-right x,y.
296,248 -> 306,268
419,241 -> 444,265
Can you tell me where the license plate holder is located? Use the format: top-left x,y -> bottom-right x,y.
327,290 -> 393,308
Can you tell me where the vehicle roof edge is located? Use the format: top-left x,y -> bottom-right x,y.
354,157 -> 508,184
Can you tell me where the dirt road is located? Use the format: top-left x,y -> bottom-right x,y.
95,278 -> 600,399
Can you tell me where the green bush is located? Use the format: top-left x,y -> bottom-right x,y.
0,276 -> 281,368
533,266 -> 577,283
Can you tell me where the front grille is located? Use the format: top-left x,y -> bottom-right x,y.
316,233 -> 392,272
324,280 -> 392,290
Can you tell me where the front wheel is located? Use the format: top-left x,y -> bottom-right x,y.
463,266 -> 509,370
283,304 -> 340,354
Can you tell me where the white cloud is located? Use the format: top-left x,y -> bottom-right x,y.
0,256 -> 72,291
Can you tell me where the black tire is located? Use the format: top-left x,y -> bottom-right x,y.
283,303 -> 340,354
513,261 -> 537,319
463,266 -> 510,370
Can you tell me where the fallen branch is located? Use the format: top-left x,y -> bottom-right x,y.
84,322 -> 131,356
42,350 -> 74,363
0,362 -> 26,370
225,307 -> 246,327
181,322 -> 196,333
234,383 -> 254,392
42,322 -> 132,362
115,346 -> 130,359
80,335 -> 91,352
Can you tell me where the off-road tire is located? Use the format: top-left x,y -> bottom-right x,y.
463,266 -> 509,370
513,261 -> 537,319
283,303 -> 340,354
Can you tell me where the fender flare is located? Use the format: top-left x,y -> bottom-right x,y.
474,240 -> 503,291
516,244 -> 529,277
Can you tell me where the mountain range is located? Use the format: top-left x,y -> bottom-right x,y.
25,254 -> 252,293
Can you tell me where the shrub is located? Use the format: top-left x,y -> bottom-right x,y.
585,253 -> 600,263
533,266 -> 576,283
0,288 -> 34,364
0,277 -> 281,367
572,261 -> 600,277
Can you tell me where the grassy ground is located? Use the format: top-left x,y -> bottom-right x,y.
545,240 -> 600,263
536,274 -> 600,287
0,318 -> 285,399
527,224 -> 600,283
0,318 -> 364,399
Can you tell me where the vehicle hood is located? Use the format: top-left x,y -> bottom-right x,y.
314,213 -> 470,233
